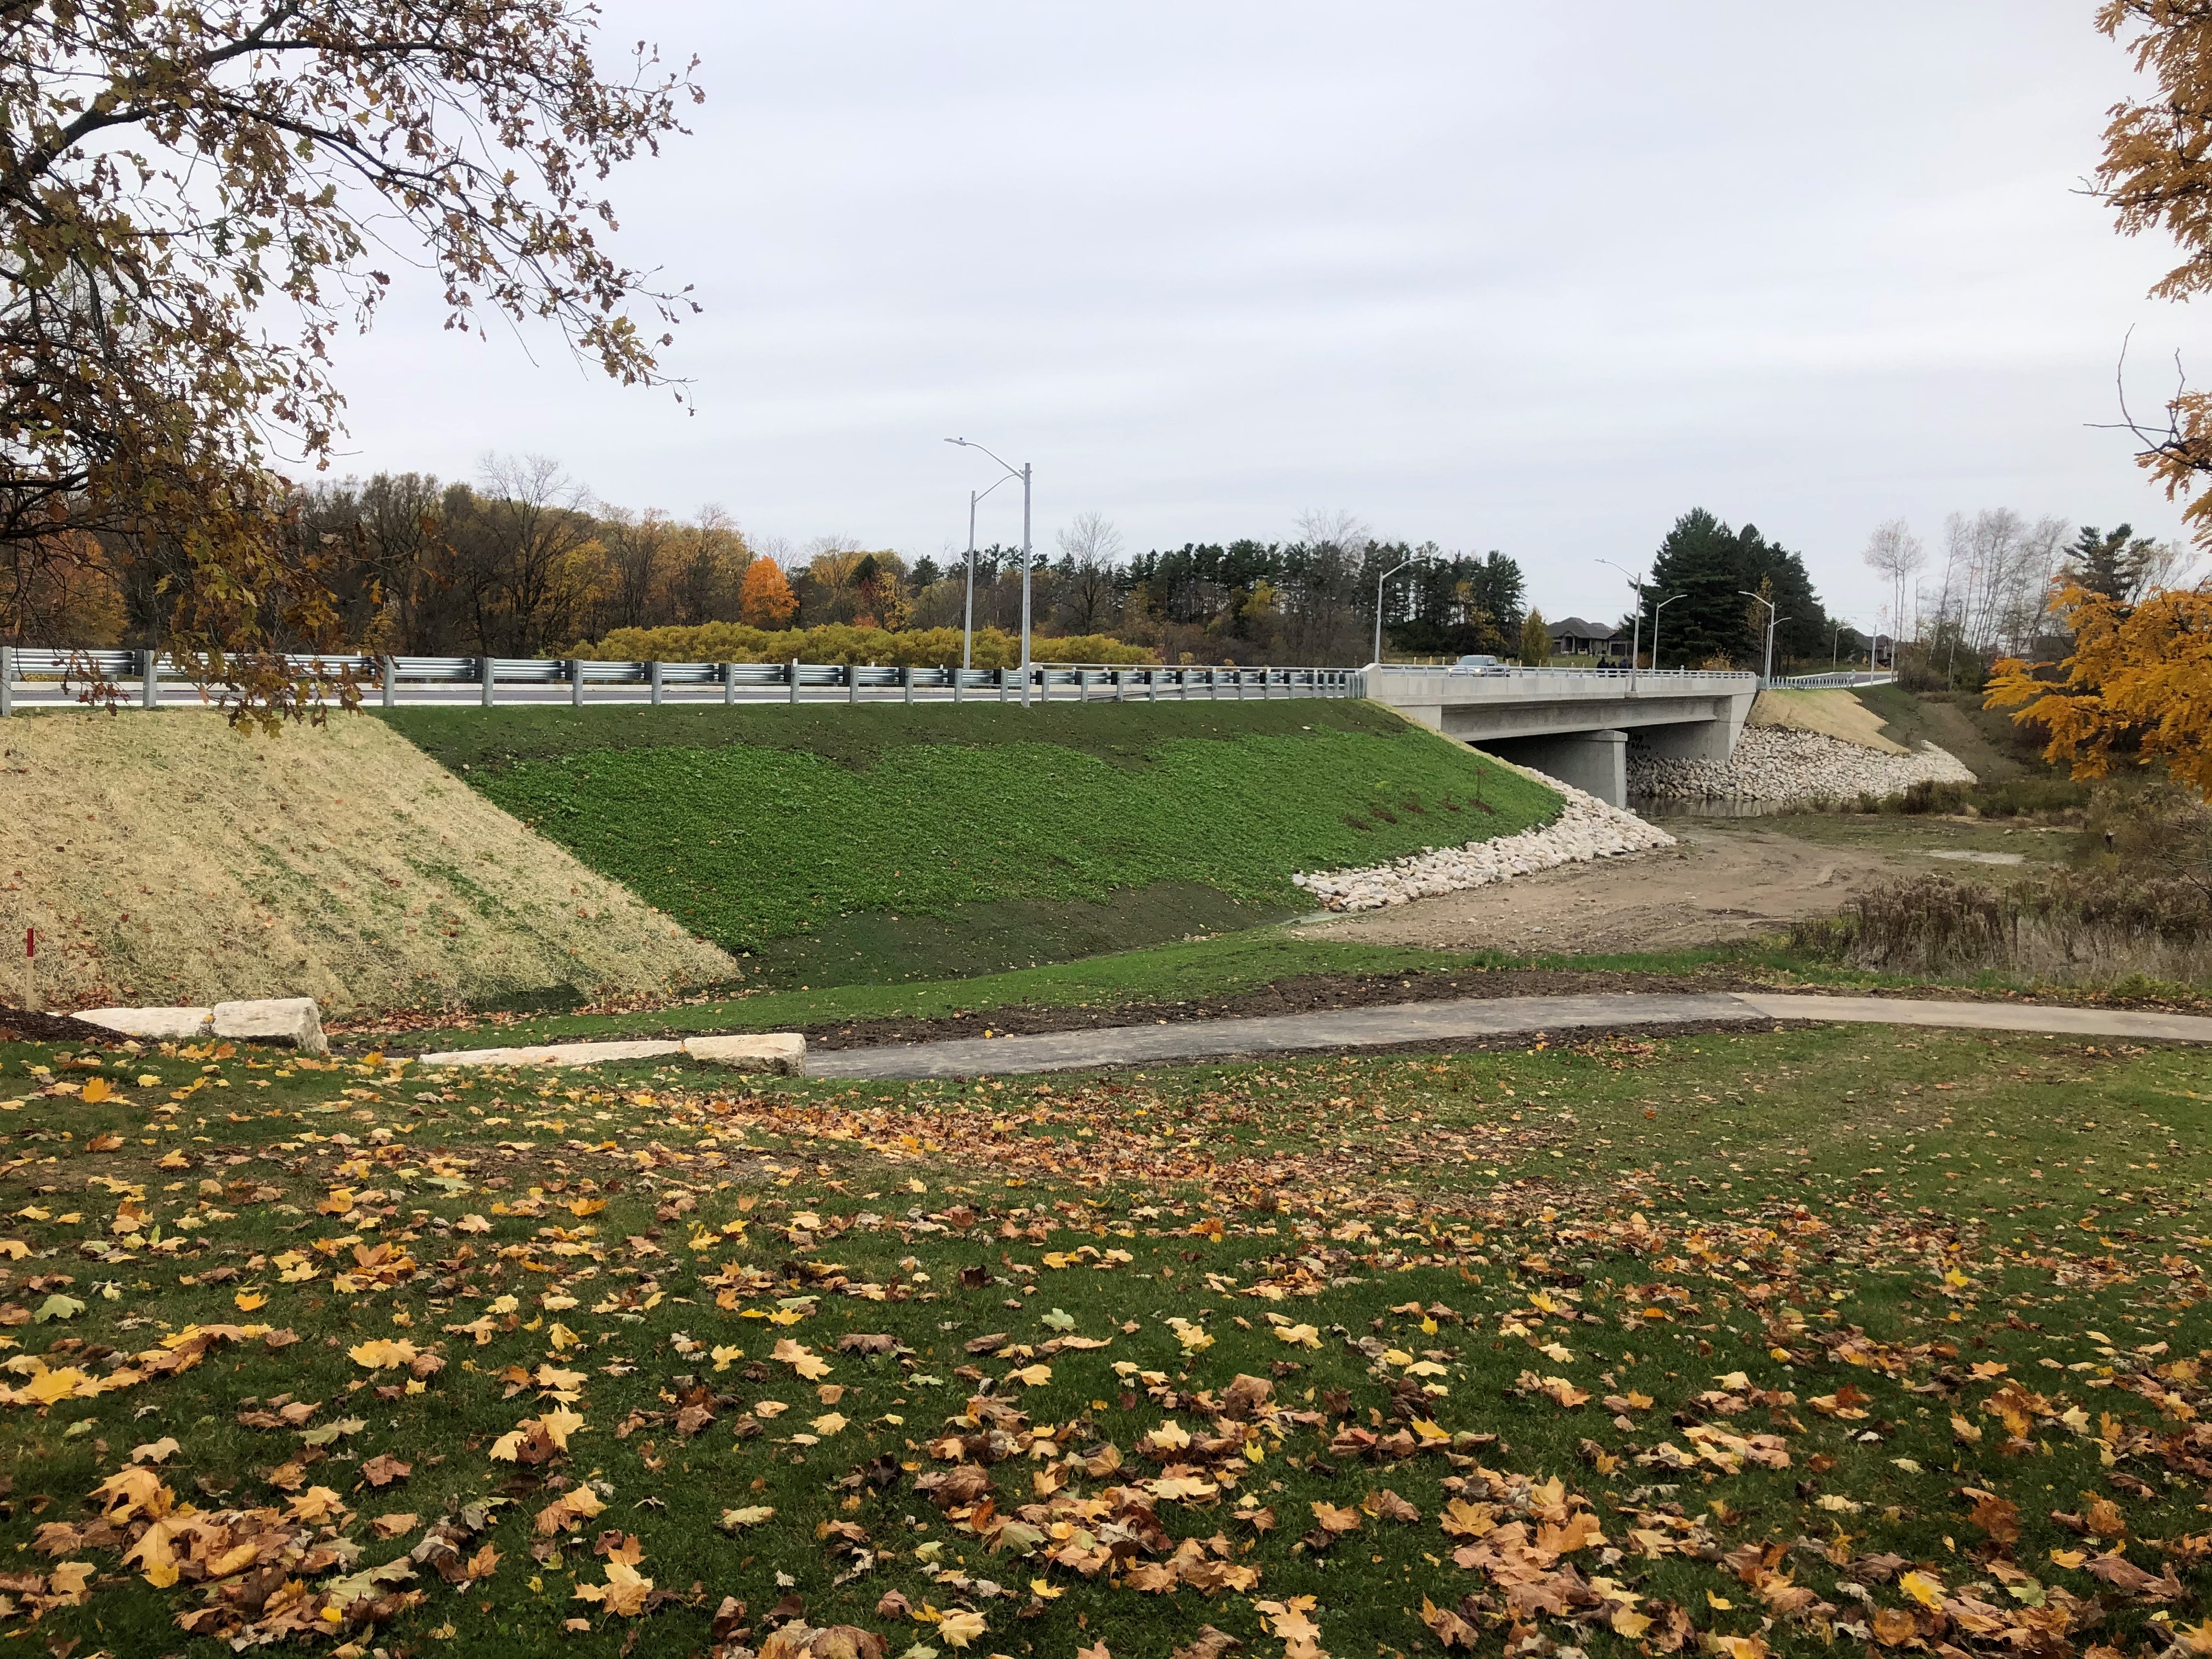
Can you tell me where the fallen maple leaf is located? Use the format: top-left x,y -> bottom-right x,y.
936,1609 -> 987,1649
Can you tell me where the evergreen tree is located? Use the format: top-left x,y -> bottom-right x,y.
2064,524 -> 2158,602
1644,509 -> 1830,669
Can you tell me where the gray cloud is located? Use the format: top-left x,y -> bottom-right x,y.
324,1 -> 2196,631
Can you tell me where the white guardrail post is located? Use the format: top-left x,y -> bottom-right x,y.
140,647 -> 159,709
0,645 -> 12,717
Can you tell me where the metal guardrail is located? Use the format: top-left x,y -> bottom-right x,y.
1361,663 -> 1759,684
0,647 -> 1360,714
1764,671 -> 1895,690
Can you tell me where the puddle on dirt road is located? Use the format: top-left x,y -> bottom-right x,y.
1629,796 -> 1782,819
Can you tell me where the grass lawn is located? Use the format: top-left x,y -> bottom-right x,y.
0,1022 -> 2205,1657
373,702 -> 1558,990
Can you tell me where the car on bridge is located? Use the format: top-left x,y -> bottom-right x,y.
1448,654 -> 1509,675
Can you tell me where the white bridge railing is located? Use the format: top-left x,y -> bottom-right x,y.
0,647 -> 1361,715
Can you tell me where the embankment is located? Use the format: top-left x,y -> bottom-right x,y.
377,699 -> 1561,988
0,711 -> 737,1013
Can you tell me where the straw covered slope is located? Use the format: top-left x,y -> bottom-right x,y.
0,711 -> 736,1013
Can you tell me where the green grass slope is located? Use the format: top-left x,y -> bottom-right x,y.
377,701 -> 1558,987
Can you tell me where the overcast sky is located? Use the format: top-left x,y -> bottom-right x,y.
324,2 -> 2200,631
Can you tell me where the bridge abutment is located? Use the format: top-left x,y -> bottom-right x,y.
1480,729 -> 1628,806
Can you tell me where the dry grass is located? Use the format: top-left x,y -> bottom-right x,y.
1792,870 -> 2212,984
1746,687 -> 1905,752
0,709 -> 737,1013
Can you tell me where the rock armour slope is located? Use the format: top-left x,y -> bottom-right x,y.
1293,776 -> 1674,912
1629,725 -> 1974,806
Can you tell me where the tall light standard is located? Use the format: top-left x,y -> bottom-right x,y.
961,476 -> 1014,673
1739,590 -> 1787,686
1651,592 -> 1685,673
1373,556 -> 1413,667
946,438 -> 1032,706
1596,559 -> 1646,694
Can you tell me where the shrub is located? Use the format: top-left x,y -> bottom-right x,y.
1791,870 -> 2212,983
565,623 -> 1159,668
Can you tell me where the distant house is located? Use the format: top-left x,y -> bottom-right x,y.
1547,617 -> 1629,661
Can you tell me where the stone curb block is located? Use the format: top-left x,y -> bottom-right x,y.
680,1033 -> 807,1075
212,997 -> 328,1055
417,1033 -> 806,1075
76,1007 -> 215,1042
74,1001 -> 330,1053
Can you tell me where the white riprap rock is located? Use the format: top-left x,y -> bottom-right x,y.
1627,726 -> 1973,806
1291,773 -> 1676,913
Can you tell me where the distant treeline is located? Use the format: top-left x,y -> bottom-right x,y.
32,453 -> 2107,674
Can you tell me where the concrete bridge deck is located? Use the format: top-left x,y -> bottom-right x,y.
1355,665 -> 1760,803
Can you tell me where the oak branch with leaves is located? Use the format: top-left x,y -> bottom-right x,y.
0,0 -> 698,721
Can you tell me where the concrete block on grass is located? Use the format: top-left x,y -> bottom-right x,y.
418,1039 -> 682,1068
681,1032 -> 807,1075
211,997 -> 328,1055
76,1007 -> 214,1042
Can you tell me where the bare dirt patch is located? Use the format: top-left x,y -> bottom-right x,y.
1286,820 -> 1918,955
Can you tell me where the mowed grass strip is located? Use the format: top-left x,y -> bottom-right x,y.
379,702 -> 1558,962
0,1025 -> 2205,1658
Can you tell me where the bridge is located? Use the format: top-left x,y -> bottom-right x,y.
1355,665 -> 1762,805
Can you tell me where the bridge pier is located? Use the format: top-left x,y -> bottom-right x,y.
1479,730 -> 1628,807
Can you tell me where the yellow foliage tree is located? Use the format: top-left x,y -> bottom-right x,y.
2095,3 -> 2212,550
1984,580 -> 2212,795
737,559 -> 797,629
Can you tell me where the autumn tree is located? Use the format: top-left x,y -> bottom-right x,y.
1519,608 -> 1549,667
738,558 -> 797,629
2093,3 -> 2212,556
0,0 -> 698,719
1986,580 -> 2212,795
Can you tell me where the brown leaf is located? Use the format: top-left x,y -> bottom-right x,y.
1171,1628 -> 1241,1659
359,1454 -> 411,1488
1967,1492 -> 2019,1544
1420,1598 -> 1478,1650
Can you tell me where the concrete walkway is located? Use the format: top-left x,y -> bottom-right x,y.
809,991 -> 2212,1079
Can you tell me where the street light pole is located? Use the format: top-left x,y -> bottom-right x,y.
1373,557 -> 1413,667
1652,592 -> 1684,673
962,474 -> 1013,674
946,438 -> 1033,706
1596,559 -> 1646,694
1737,590 -> 1787,685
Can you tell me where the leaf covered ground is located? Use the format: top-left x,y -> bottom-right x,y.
0,1024 -> 2206,1659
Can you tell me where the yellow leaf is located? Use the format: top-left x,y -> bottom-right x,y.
81,1076 -> 111,1104
771,1338 -> 831,1380
938,1610 -> 988,1649
810,1412 -> 848,1436
234,1290 -> 268,1312
1899,1570 -> 1945,1610
539,1408 -> 586,1449
348,1338 -> 419,1370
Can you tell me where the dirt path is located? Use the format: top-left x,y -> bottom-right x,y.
1288,820 -> 1920,955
